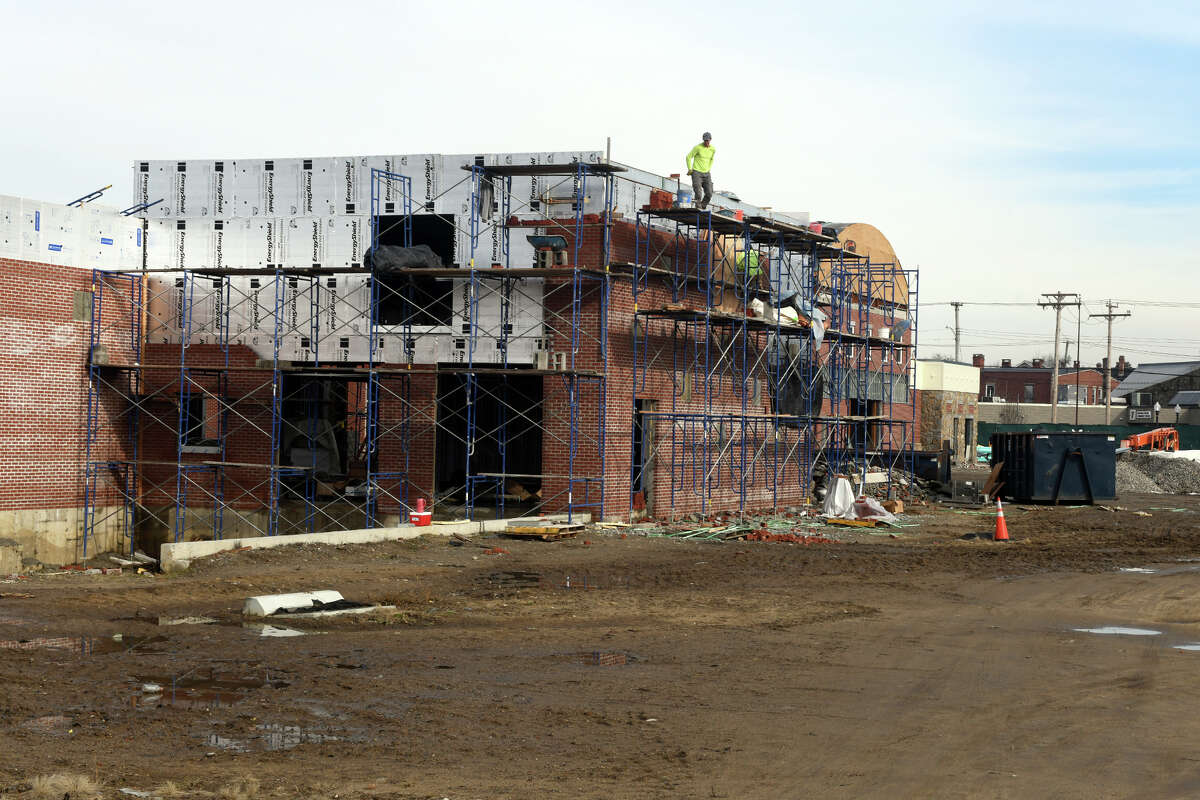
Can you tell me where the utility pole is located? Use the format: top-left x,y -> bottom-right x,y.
1039,292 -> 1080,424
1090,301 -> 1131,423
951,302 -> 962,362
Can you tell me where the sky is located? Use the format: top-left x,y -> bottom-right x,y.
3,0 -> 1198,368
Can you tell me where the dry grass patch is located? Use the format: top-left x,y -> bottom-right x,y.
29,773 -> 103,799
217,775 -> 260,800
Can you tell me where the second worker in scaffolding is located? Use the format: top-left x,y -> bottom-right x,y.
686,132 -> 715,210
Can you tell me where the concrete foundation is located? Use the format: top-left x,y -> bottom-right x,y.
0,505 -> 126,571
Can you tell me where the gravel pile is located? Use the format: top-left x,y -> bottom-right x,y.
1117,452 -> 1200,495
1128,452 -> 1200,494
1116,460 -> 1162,494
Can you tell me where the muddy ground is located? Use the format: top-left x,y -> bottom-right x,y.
4,494 -> 1200,798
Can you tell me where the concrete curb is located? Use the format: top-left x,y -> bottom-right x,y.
160,513 -> 590,572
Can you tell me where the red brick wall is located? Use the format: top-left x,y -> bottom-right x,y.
533,218 -> 915,519
980,368 -> 1119,404
0,258 -> 104,512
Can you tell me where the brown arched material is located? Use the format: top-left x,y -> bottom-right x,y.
819,222 -> 909,308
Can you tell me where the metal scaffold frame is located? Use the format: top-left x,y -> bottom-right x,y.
818,258 -> 919,486
82,175 -> 415,552
356,162 -> 621,521
457,161 -> 617,520
81,164 -> 627,554
628,208 -> 919,521
82,265 -> 392,554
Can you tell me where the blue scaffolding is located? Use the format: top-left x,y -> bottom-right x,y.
81,172 -> 420,552
81,163 -> 917,555
357,161 -> 622,522
628,206 -> 919,520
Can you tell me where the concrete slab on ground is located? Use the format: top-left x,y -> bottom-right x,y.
160,514 -> 590,572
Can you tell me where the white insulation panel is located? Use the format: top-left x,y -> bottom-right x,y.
0,194 -> 143,270
132,149 -> 809,366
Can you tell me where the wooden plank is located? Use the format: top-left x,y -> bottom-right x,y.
503,524 -> 583,541
982,461 -> 1005,499
824,518 -> 877,528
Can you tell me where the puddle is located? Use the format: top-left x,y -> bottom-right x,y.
205,733 -> 249,752
1174,644 -> 1200,652
484,571 -> 542,587
1155,563 -> 1200,576
1073,627 -> 1162,636
158,615 -> 218,626
132,667 -> 290,709
0,634 -> 166,655
257,723 -> 344,750
1116,563 -> 1200,577
21,714 -> 71,734
250,624 -> 306,638
561,574 -> 631,590
577,650 -> 642,666
204,723 -> 358,752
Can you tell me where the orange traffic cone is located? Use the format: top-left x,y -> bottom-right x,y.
993,497 -> 1009,541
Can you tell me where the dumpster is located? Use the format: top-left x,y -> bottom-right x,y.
990,431 -> 1117,504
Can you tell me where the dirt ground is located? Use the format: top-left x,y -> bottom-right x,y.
4,494 -> 1200,799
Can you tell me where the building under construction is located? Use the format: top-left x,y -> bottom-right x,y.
0,149 -> 918,565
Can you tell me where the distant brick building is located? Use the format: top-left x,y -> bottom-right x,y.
973,354 -> 1121,405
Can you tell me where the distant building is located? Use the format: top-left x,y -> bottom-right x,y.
973,354 -> 1122,405
1113,361 -> 1200,423
915,360 -> 979,466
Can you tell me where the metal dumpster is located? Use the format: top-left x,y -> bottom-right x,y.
990,431 -> 1117,504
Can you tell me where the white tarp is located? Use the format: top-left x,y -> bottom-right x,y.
822,477 -> 856,519
821,477 -> 897,524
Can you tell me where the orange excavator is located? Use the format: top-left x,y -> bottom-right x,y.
1121,427 -> 1180,452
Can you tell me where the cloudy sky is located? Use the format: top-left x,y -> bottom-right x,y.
4,0 -> 1197,367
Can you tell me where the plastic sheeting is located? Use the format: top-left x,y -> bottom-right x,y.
853,496 -> 897,524
821,477 -> 898,524
364,244 -> 443,272
822,477 -> 856,518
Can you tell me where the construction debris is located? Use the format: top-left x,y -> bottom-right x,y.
244,591 -> 352,617
632,504 -> 918,543
825,518 -> 877,529
743,532 -> 835,544
503,523 -> 583,541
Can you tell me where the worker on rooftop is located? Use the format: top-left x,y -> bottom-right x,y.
686,132 -> 715,210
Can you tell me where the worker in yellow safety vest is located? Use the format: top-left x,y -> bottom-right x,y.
685,132 -> 715,210
736,249 -> 762,282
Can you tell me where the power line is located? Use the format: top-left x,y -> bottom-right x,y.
923,301 -> 1037,307
924,298 -> 1200,308
1113,299 -> 1200,308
